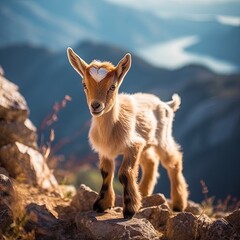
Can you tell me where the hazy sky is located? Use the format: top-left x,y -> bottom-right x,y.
105,0 -> 240,17
106,0 -> 239,6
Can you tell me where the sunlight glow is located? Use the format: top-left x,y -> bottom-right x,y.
138,36 -> 239,74
216,15 -> 240,26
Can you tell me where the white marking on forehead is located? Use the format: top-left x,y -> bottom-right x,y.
89,67 -> 109,82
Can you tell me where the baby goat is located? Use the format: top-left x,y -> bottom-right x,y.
67,48 -> 188,219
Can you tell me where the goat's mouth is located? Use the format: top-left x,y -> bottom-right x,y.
91,108 -> 105,116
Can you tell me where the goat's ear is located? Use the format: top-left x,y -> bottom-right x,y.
67,47 -> 87,77
115,53 -> 131,84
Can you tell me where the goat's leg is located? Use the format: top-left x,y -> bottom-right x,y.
139,147 -> 159,196
159,149 -> 188,211
156,105 -> 188,211
93,156 -> 115,212
118,143 -> 143,219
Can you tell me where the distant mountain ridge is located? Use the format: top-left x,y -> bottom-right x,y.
0,0 -> 240,68
0,41 -> 239,201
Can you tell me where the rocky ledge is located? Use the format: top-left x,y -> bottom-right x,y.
0,178 -> 240,240
0,74 -> 58,190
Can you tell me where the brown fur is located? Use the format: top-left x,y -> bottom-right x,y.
67,48 -> 189,218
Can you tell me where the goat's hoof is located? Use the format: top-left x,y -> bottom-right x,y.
172,206 -> 182,212
172,201 -> 187,212
123,209 -> 135,219
172,202 -> 186,212
93,198 -> 114,213
93,200 -> 105,213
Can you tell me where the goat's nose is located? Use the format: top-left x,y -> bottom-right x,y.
91,101 -> 101,110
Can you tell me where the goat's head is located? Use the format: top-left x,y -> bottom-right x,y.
67,48 -> 131,117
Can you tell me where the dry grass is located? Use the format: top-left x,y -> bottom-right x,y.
39,95 -> 71,166
200,179 -> 240,217
0,182 -> 33,240
1,182 -> 72,240
2,216 -> 35,240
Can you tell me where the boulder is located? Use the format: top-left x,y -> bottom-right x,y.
185,200 -> 203,215
0,74 -> 58,191
71,184 -> 98,211
0,142 -> 58,190
142,193 -> 167,208
25,202 -> 85,240
167,212 -> 197,240
136,203 -> 171,230
75,209 -> 161,240
166,211 -> 240,240
0,174 -> 15,232
25,203 -> 61,238
0,167 -> 9,176
200,218 -> 239,240
0,174 -> 15,205
0,118 -> 37,149
0,75 -> 29,122
115,193 -> 166,209
225,209 -> 240,235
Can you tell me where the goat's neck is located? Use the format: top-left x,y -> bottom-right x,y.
92,98 -> 120,131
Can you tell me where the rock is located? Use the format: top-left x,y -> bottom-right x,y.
0,174 -> 14,194
166,211 -> 240,240
0,118 -> 37,149
167,212 -> 197,240
0,174 -> 15,205
200,218 -> 240,240
115,193 -> 166,209
0,142 -> 58,190
136,203 -> 171,230
225,209 -> 240,235
75,209 -> 161,240
142,193 -> 166,208
0,174 -> 15,232
212,211 -> 229,218
185,200 -> 203,215
25,203 -> 61,238
0,74 -> 57,191
0,75 -> 29,122
71,184 -> 98,211
196,213 -> 212,231
0,203 -> 13,232
0,166 -> 9,176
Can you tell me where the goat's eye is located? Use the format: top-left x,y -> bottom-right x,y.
83,83 -> 87,90
109,85 -> 116,91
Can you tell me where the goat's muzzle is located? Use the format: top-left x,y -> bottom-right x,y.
90,101 -> 105,116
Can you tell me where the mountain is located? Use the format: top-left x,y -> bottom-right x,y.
0,0 -> 166,49
186,26 -> 240,65
0,0 -> 240,69
0,41 -> 239,202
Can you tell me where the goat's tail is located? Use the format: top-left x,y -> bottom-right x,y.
167,94 -> 181,112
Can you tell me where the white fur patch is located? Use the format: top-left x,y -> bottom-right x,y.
89,67 -> 108,82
